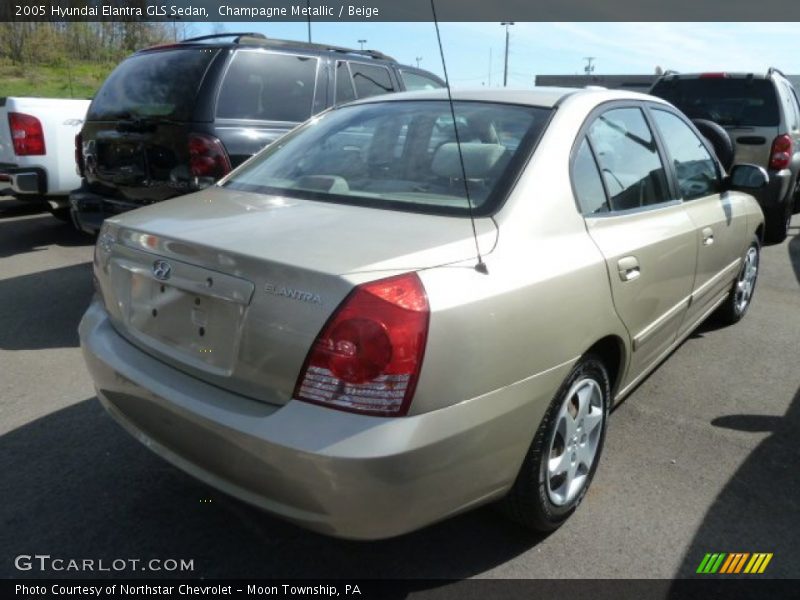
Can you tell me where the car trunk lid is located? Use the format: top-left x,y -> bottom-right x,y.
97,187 -> 497,406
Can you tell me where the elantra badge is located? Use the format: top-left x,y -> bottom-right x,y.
152,260 -> 172,281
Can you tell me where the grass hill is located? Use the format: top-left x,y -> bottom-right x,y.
0,59 -> 115,99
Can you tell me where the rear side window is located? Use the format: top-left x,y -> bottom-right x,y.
217,51 -> 318,122
349,63 -> 395,99
588,107 -> 670,210
652,110 -> 719,200
572,138 -> 609,214
88,49 -> 217,121
400,70 -> 444,91
651,78 -> 779,127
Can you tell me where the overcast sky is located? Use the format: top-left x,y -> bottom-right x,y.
191,21 -> 800,86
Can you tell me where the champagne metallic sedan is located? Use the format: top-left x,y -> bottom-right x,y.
80,88 -> 766,539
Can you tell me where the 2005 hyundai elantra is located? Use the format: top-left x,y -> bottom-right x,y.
81,88 -> 766,539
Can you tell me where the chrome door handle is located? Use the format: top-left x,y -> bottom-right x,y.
702,227 -> 715,246
617,256 -> 640,282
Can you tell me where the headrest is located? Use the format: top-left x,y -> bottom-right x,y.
431,143 -> 506,179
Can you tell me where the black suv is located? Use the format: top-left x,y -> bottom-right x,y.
70,33 -> 444,233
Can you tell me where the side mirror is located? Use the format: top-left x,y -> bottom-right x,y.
725,164 -> 769,190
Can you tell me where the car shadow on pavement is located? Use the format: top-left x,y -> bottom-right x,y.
666,385 -> 800,585
0,398 -> 544,581
0,262 -> 93,350
0,207 -> 92,259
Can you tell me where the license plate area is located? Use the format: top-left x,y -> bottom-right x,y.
127,273 -> 242,372
109,248 -> 254,376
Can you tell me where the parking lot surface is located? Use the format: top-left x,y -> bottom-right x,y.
1,197 -> 798,581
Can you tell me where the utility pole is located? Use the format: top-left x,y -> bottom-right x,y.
358,39 -> 367,51
415,56 -> 422,68
306,1 -> 312,42
501,22 -> 514,87
584,57 -> 596,75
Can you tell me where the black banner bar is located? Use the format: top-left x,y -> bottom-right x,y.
3,579 -> 797,600
4,0 -> 800,22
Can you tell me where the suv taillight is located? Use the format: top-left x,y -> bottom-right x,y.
769,134 -> 793,170
9,112 -> 46,156
294,273 -> 430,417
75,132 -> 84,176
188,133 -> 231,180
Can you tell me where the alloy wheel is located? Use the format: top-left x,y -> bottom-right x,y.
734,246 -> 759,315
546,377 -> 605,506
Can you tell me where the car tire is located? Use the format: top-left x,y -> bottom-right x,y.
764,200 -> 791,244
692,119 -> 735,171
500,354 -> 610,532
715,235 -> 760,325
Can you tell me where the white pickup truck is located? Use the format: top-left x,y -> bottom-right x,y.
0,96 -> 91,220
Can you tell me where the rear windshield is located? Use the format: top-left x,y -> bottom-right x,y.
88,48 -> 216,121
223,100 -> 551,216
651,78 -> 779,127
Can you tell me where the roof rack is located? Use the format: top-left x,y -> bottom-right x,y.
767,67 -> 787,78
177,33 -> 395,62
181,32 -> 267,44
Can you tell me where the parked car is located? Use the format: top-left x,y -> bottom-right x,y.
70,32 -> 444,234
650,68 -> 800,242
80,87 -> 766,539
0,96 -> 90,220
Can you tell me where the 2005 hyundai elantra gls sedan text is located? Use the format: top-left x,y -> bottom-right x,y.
81,88 -> 767,539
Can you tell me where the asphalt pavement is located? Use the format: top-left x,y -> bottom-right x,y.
1,197 -> 798,582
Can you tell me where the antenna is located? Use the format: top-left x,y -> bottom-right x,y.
429,0 -> 488,275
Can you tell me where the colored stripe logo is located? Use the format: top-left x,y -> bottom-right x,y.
696,552 -> 773,574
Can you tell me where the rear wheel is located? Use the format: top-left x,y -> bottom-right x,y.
501,354 -> 610,532
715,235 -> 760,325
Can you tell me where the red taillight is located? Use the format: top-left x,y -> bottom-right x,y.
295,273 -> 430,417
769,134 -> 793,170
9,112 -> 45,156
188,133 -> 231,179
699,72 -> 729,79
75,132 -> 84,176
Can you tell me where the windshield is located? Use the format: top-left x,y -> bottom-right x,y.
651,78 -> 779,127
224,100 -> 551,216
88,48 -> 217,121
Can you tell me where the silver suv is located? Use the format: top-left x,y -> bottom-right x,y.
651,68 -> 800,242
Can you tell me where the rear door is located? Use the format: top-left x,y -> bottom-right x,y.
82,47 -> 221,204
574,105 -> 698,382
649,106 -> 747,334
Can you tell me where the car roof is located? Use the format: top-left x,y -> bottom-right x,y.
347,86 -> 664,108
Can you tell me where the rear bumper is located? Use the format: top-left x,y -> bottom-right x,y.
0,164 -> 47,196
79,298 -> 564,540
69,186 -> 143,234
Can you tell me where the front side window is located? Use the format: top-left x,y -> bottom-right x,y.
349,63 -> 394,99
224,101 -> 551,216
651,109 -> 720,200
216,51 -> 318,122
588,107 -> 670,211
335,61 -> 356,105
